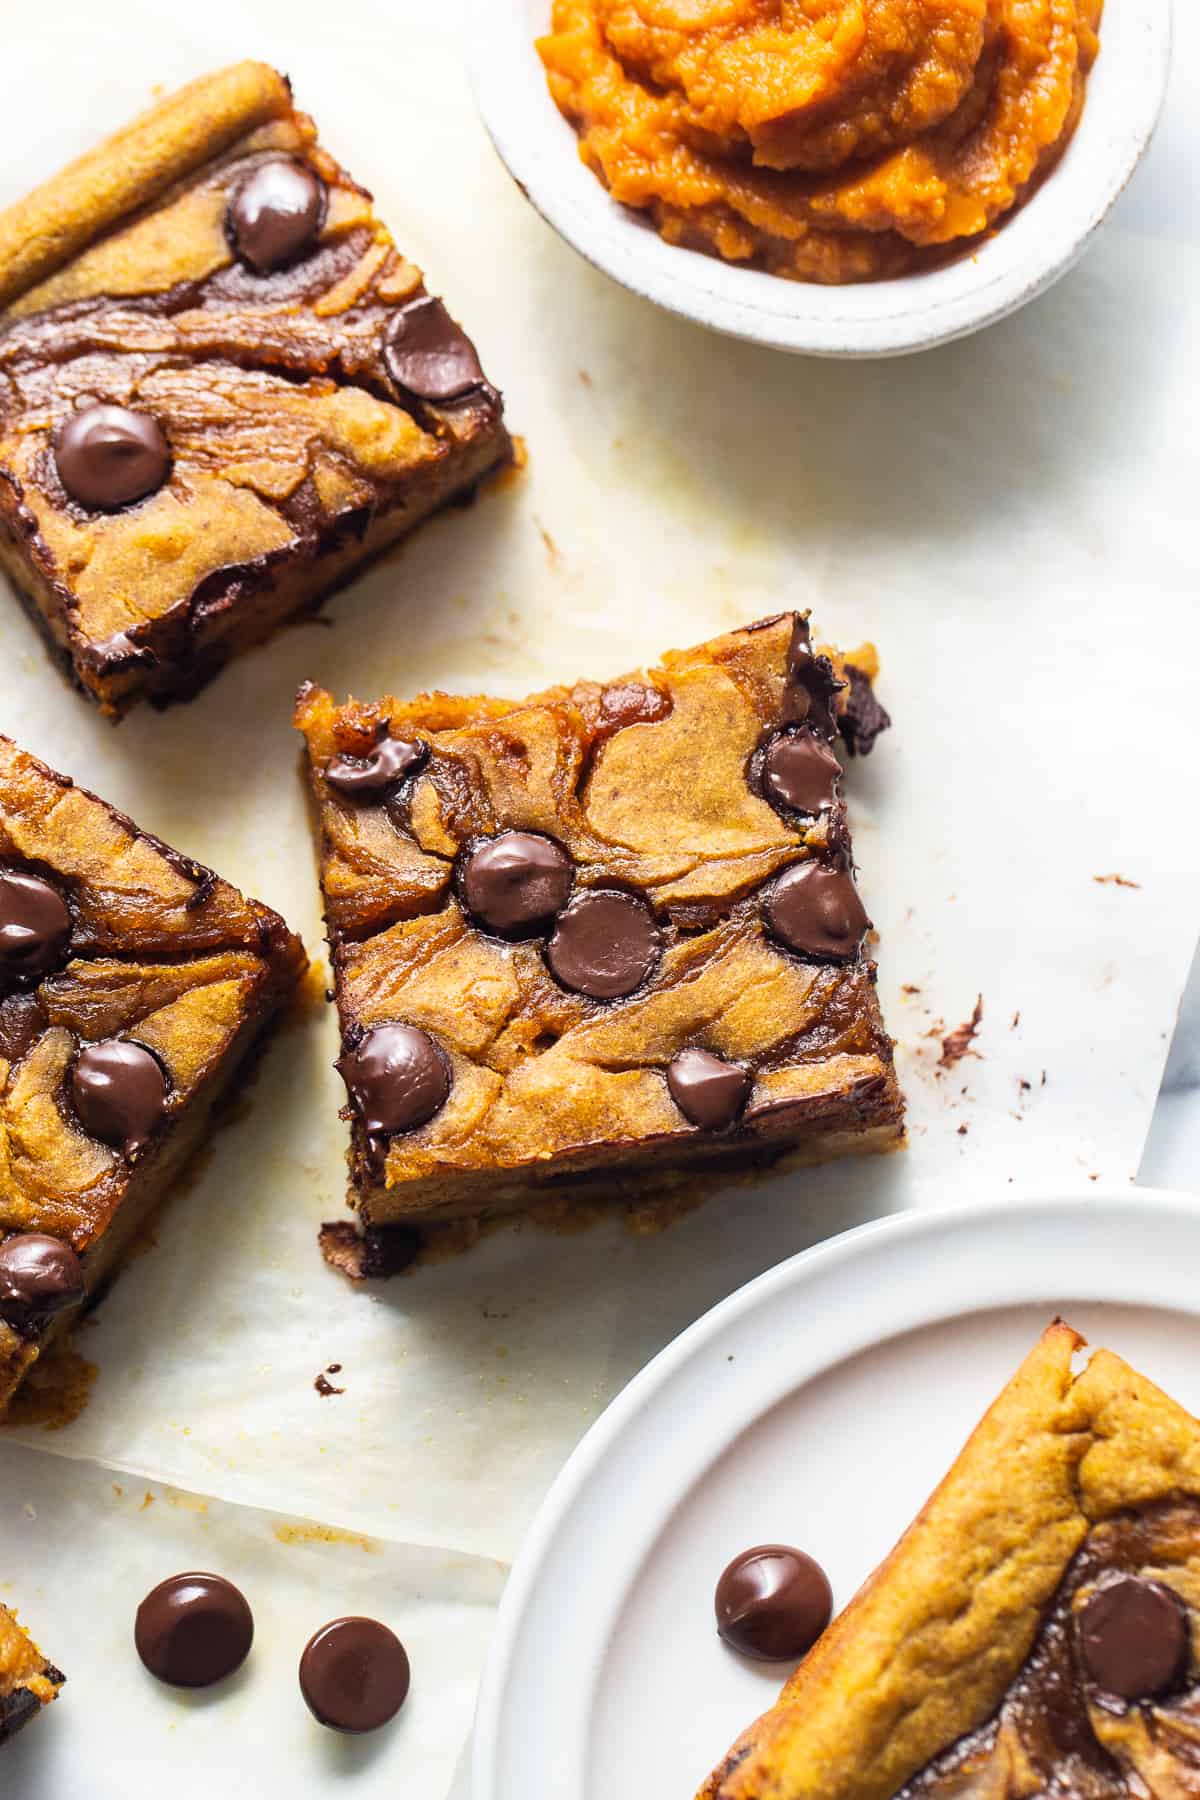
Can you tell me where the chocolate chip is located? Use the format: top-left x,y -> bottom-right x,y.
324,734 -> 427,799
383,295 -> 485,403
135,1574 -> 254,1688
764,862 -> 868,961
54,404 -> 171,510
838,665 -> 891,757
0,1233 -> 84,1333
0,872 -> 71,988
71,1039 -> 169,1156
667,1049 -> 751,1131
782,617 -> 843,738
545,889 -> 661,1000
337,1024 -> 450,1138
762,732 -> 842,817
715,1545 -> 832,1663
460,832 -> 574,935
299,1617 -> 411,1733
226,158 -> 326,273
1078,1576 -> 1189,1700
597,682 -> 672,735
0,994 -> 45,1064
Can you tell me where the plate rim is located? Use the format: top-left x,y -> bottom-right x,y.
471,1185 -> 1200,1797
467,0 -> 1174,359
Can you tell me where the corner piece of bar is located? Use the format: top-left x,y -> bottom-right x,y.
296,611 -> 901,1240
0,734 -> 305,1415
0,1602 -> 63,1745
0,61 -> 512,717
698,1320 -> 1200,1800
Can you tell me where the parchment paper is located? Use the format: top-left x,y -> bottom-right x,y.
0,0 -> 1198,1792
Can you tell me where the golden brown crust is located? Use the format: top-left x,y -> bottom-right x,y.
0,63 -> 292,310
701,1322 -> 1200,1800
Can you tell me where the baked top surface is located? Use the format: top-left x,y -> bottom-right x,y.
0,733 -> 304,1249
296,612 -> 898,1197
0,61 -> 506,675
701,1321 -> 1200,1800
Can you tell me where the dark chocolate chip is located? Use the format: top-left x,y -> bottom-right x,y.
135,1573 -> 254,1688
782,617 -> 844,739
226,158 -> 326,273
667,1049 -> 751,1131
545,889 -> 661,1000
71,1039 -> 169,1156
0,1685 -> 43,1742
0,1233 -> 84,1333
764,862 -> 869,961
337,1024 -> 450,1138
838,665 -> 891,757
324,735 -> 427,799
0,994 -> 46,1064
299,1617 -> 410,1733
460,832 -> 573,935
762,732 -> 842,817
54,404 -> 171,510
1078,1576 -> 1189,1700
0,872 -> 71,988
383,295 -> 485,403
715,1545 -> 833,1662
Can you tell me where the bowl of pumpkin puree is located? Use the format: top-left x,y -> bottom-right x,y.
470,0 -> 1172,355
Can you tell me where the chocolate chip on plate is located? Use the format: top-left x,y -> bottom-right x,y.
460,832 -> 574,935
1077,1575 -> 1190,1700
337,1024 -> 450,1137
226,158 -> 326,273
545,889 -> 661,1001
666,1049 -> 751,1131
715,1545 -> 833,1663
135,1573 -> 254,1688
764,862 -> 868,961
0,872 -> 71,987
71,1039 -> 169,1156
299,1616 -> 411,1733
383,295 -> 486,403
324,735 -> 427,799
0,1234 -> 84,1332
54,405 -> 171,510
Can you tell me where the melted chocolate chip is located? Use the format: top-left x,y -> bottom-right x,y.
299,1617 -> 411,1733
226,158 -> 326,273
135,1573 -> 254,1688
1078,1575 -> 1189,1700
0,994 -> 45,1064
597,682 -> 672,736
839,665 -> 892,757
324,734 -> 427,799
762,732 -> 843,817
716,1545 -> 833,1662
71,1039 -> 169,1156
782,617 -> 844,739
667,1049 -> 751,1131
54,404 -> 171,510
0,1233 -> 84,1333
460,832 -> 574,935
337,1024 -> 450,1138
383,296 -> 485,403
0,872 -> 71,988
764,862 -> 869,961
545,889 -> 661,1000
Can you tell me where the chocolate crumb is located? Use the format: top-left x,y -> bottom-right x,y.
901,983 -> 921,995
957,1123 -> 969,1136
939,997 -> 983,1068
838,665 -> 892,756
314,1370 -> 345,1398
318,1220 -> 422,1282
1093,873 -> 1140,888
1011,1010 -> 1021,1029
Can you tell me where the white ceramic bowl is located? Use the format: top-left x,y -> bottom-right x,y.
469,0 -> 1173,358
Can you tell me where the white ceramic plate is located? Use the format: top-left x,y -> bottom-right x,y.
469,0 -> 1173,358
473,1189 -> 1200,1799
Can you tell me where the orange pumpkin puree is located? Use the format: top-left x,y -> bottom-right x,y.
538,0 -> 1102,283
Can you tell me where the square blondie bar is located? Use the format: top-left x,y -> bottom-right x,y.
297,613 -> 901,1236
0,1602 -> 62,1744
0,735 -> 304,1413
700,1321 -> 1200,1800
0,62 -> 511,717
